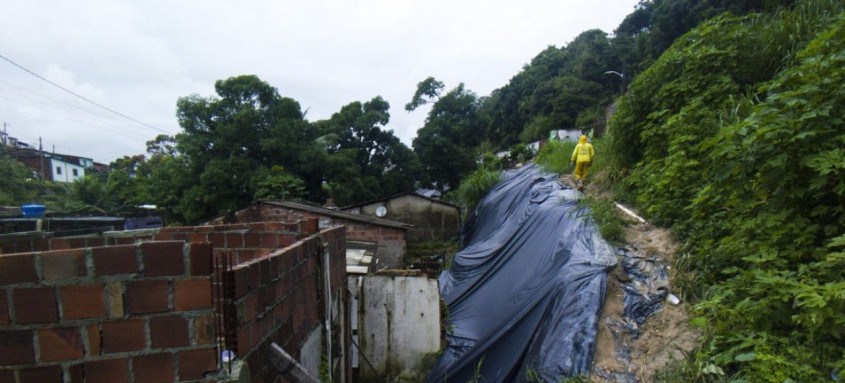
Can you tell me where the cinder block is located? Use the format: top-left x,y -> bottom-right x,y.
0,253 -> 38,285
177,348 -> 217,380
102,319 -> 146,353
84,358 -> 129,383
13,287 -> 58,324
38,327 -> 84,362
173,279 -> 212,311
41,249 -> 87,280
92,245 -> 139,275
60,284 -> 105,319
132,353 -> 175,383
126,280 -> 168,314
0,330 -> 34,365
150,316 -> 189,348
141,241 -> 185,276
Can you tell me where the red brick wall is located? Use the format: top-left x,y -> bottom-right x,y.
1,219 -> 345,383
227,225 -> 346,383
0,241 -> 217,382
235,204 -> 406,268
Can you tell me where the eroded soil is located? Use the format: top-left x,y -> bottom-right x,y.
591,221 -> 701,383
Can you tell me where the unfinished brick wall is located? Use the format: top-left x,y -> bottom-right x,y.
0,240 -> 217,382
225,225 -> 346,383
1,219 -> 347,383
226,204 -> 406,268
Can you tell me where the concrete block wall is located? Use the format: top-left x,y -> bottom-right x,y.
0,241 -> 218,383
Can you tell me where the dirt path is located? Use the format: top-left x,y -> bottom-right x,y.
591,220 -> 701,382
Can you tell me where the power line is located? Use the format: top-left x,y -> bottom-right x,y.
0,52 -> 172,135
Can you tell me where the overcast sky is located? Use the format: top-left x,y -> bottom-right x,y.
1,0 -> 638,164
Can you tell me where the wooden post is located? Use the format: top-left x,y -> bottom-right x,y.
267,342 -> 321,383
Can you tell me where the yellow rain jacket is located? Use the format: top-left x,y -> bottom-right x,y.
571,135 -> 594,164
571,135 -> 595,182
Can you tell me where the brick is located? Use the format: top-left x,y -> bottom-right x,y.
178,348 -> 217,380
0,290 -> 8,325
38,327 -> 84,362
236,325 -> 251,356
174,279 -> 212,311
40,249 -> 87,280
132,353 -> 175,383
13,287 -> 58,324
0,369 -> 13,383
126,280 -> 169,314
301,218 -> 318,234
189,242 -> 213,277
193,314 -> 216,345
150,316 -> 189,348
68,364 -> 83,383
141,241 -> 185,276
87,323 -> 101,357
49,238 -> 70,250
0,330 -> 34,364
244,232 -> 261,248
102,319 -> 146,353
85,358 -> 129,383
233,267 -> 250,298
19,365 -> 62,382
0,253 -> 38,285
260,232 -> 278,249
92,244 -> 139,275
257,259 -> 271,287
60,284 -> 105,319
225,232 -> 244,248
209,232 -> 225,248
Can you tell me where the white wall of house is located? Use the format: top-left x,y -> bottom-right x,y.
50,158 -> 85,183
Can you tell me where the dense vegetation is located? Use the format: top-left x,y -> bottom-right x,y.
607,0 -> 845,380
4,1 -> 843,379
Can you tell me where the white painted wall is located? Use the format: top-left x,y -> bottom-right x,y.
351,275 -> 440,382
50,158 -> 85,183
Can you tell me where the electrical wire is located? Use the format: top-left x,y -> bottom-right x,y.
0,52 -> 172,135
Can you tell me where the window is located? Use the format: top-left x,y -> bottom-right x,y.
72,169 -> 78,176
56,167 -> 62,175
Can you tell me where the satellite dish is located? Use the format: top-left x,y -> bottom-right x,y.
375,206 -> 387,217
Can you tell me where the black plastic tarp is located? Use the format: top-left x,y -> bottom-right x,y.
427,164 -> 617,383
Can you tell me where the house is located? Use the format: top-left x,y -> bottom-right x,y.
342,192 -> 461,243
548,128 -> 583,142
8,148 -> 95,183
207,200 -> 412,269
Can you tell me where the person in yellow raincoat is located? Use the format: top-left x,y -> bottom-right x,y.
571,135 -> 595,186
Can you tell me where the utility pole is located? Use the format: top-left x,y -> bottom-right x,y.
39,137 -> 45,180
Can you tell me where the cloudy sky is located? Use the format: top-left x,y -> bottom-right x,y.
2,0 -> 639,164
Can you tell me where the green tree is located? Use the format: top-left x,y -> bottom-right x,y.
173,75 -> 319,222
410,80 -> 486,190
319,96 -> 421,205
0,147 -> 40,205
